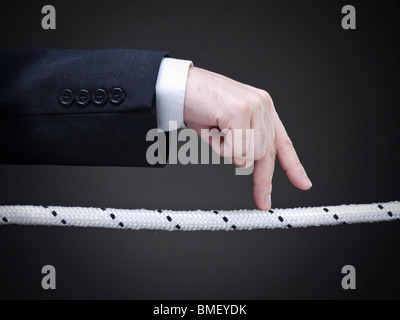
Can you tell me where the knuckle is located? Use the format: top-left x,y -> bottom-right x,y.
260,129 -> 267,148
258,89 -> 273,106
235,100 -> 250,115
263,181 -> 273,192
255,138 -> 266,160
266,100 -> 274,113
255,179 -> 272,190
260,90 -> 274,113
254,150 -> 265,160
254,133 -> 267,159
254,174 -> 273,190
253,95 -> 264,113
258,89 -> 272,104
278,138 -> 294,152
266,148 -> 277,161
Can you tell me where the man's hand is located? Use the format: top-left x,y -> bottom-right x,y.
183,66 -> 312,210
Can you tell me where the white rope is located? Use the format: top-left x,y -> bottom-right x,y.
0,201 -> 399,231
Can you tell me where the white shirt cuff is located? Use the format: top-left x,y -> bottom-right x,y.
155,57 -> 193,132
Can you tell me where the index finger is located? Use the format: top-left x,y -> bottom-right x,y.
273,110 -> 312,190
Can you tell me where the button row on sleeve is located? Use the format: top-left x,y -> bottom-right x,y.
59,87 -> 125,107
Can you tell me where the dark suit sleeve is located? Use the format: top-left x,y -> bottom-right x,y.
0,49 -> 168,167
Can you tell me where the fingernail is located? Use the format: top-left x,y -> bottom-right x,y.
265,194 -> 271,209
302,171 -> 312,188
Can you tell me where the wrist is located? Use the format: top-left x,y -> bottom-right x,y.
155,58 -> 192,131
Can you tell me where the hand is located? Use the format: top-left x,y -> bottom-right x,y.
183,66 -> 312,210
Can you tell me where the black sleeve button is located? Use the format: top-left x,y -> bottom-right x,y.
59,89 -> 74,106
93,89 -> 108,106
109,87 -> 125,105
75,89 -> 91,107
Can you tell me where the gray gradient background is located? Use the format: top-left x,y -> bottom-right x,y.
0,0 -> 399,299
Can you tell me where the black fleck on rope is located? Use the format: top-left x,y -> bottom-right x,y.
158,210 -> 181,230
214,210 -> 237,230
378,204 -> 394,218
269,209 -> 290,227
2,217 -> 8,223
102,207 -> 125,228
43,206 -> 68,226
323,207 -> 341,221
